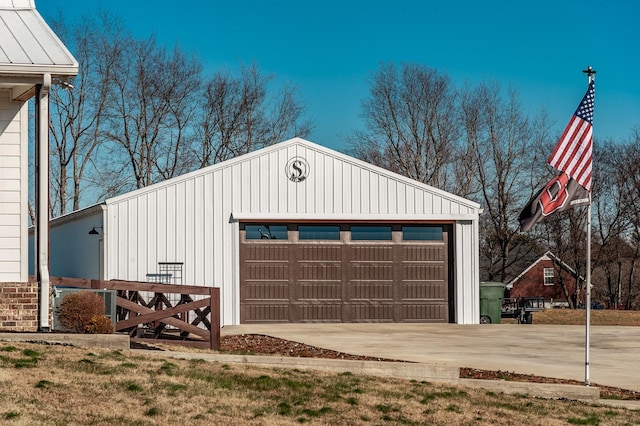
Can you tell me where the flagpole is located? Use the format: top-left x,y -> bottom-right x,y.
583,65 -> 596,387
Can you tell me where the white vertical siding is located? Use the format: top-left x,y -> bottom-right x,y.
221,167 -> 235,322
351,164 -> 361,214
104,138 -> 480,325
184,178 -> 196,284
313,150 -> 323,212
455,220 -> 480,324
0,95 -> 27,283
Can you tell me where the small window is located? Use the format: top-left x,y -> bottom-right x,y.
245,225 -> 288,240
351,226 -> 392,241
299,225 -> 340,240
544,268 -> 554,285
402,226 -> 443,241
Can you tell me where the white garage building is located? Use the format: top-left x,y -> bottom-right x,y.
46,138 -> 481,326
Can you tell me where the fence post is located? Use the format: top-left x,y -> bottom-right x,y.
209,287 -> 221,350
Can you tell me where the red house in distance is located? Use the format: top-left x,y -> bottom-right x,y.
506,251 -> 582,308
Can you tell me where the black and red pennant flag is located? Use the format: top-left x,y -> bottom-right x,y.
519,173 -> 590,232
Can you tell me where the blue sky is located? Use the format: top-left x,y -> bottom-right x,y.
37,0 -> 640,152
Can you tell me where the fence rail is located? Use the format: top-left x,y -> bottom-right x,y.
50,277 -> 220,349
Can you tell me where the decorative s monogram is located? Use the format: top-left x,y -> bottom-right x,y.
285,157 -> 309,183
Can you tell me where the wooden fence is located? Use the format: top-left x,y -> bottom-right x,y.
50,277 -> 220,350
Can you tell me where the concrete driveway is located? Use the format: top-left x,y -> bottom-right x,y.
222,323 -> 640,392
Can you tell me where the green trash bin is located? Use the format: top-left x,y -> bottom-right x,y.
479,281 -> 505,324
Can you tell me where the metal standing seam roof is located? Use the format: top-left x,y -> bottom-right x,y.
0,0 -> 78,75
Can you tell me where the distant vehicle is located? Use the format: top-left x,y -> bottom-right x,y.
578,302 -> 603,310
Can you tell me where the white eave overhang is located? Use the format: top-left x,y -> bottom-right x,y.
0,65 -> 79,76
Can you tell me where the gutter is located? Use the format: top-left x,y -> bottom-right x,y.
34,73 -> 51,331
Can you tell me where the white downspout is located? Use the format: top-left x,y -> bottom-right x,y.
35,73 -> 51,331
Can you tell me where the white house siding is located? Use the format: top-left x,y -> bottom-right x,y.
0,93 -> 27,283
104,139 -> 481,326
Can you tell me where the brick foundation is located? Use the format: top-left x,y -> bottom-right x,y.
0,282 -> 39,332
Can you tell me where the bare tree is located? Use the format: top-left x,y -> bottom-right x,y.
47,12 -> 124,216
100,35 -> 202,192
588,140 -> 631,308
347,63 -> 464,194
197,63 -> 312,167
616,128 -> 640,308
462,82 -> 548,282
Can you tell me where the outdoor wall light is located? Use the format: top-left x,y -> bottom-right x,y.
53,77 -> 74,90
88,226 -> 103,235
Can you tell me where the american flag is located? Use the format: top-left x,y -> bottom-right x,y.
547,80 -> 595,191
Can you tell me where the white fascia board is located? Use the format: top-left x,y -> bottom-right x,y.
230,212 -> 478,222
0,64 -> 78,76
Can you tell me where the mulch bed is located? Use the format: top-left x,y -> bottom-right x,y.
219,334 -> 406,362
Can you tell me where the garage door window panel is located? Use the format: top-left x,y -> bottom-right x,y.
245,225 -> 288,240
299,225 -> 340,240
402,226 -> 443,241
351,226 -> 392,240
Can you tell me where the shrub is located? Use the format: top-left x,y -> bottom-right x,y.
58,291 -> 109,333
85,315 -> 114,334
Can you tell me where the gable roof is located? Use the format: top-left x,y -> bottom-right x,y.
0,0 -> 78,99
105,137 -> 481,217
506,251 -> 583,289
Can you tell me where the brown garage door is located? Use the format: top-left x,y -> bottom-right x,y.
240,224 -> 450,323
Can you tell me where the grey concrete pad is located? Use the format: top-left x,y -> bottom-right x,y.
221,323 -> 640,393
460,379 -> 600,401
0,332 -> 130,351
596,399 -> 640,410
